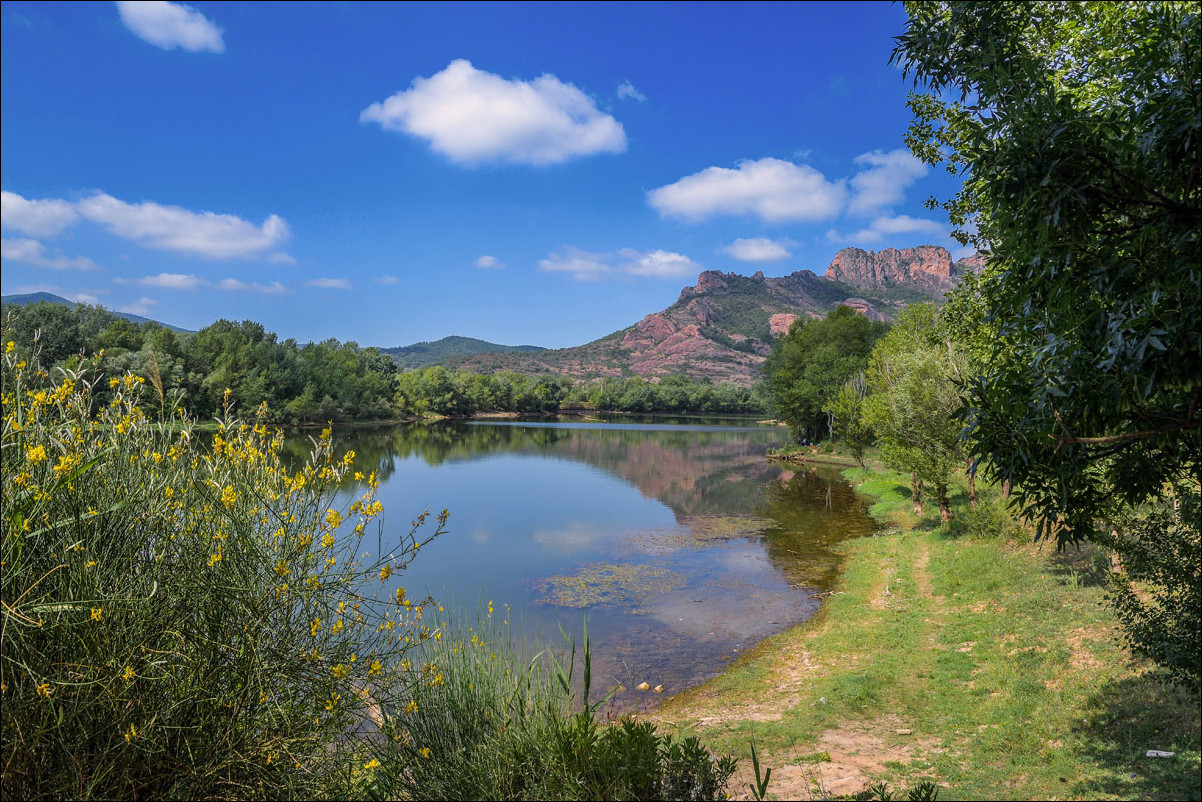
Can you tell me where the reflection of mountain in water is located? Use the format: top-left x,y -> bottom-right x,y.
306,421 -> 784,519
299,421 -> 878,591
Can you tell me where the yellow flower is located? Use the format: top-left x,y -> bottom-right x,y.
368,660 -> 383,677
123,665 -> 135,681
35,682 -> 52,699
324,509 -> 343,529
90,608 -> 103,622
4,340 -> 13,354
208,544 -> 223,567
331,619 -> 344,635
310,618 -> 322,637
331,663 -> 348,679
419,747 -> 431,759
321,533 -> 335,549
325,692 -> 341,711
25,444 -> 47,463
364,758 -> 380,771
124,723 -> 137,743
220,486 -> 238,508
379,563 -> 392,581
405,700 -> 418,714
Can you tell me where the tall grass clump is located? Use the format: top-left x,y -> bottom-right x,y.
372,610 -> 738,801
1,333 -> 445,799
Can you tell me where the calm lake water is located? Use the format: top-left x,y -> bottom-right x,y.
297,417 -> 878,711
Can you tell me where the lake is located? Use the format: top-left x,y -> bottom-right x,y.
304,417 -> 879,711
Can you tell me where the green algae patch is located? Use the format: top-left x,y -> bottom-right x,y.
535,562 -> 687,612
625,515 -> 775,554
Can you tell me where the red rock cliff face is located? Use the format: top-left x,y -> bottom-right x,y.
825,246 -> 954,293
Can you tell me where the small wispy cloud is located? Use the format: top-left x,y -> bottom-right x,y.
304,278 -> 352,290
120,297 -> 160,316
374,275 -> 399,284
114,272 -> 203,290
1,190 -> 79,237
720,237 -> 793,263
215,278 -> 288,294
475,255 -> 504,269
116,1 -> 225,53
616,80 -> 647,102
539,247 -> 699,282
1,237 -> 97,270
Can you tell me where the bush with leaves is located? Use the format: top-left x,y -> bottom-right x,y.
0,335 -> 444,799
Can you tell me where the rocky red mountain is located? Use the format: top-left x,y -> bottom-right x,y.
449,245 -> 979,385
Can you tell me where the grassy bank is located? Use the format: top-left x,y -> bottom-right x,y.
651,459 -> 1202,800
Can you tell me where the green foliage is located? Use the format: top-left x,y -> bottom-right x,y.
896,0 -> 1200,684
1103,489 -> 1201,690
373,612 -> 738,801
828,372 -> 872,468
864,304 -> 966,520
896,0 -> 1201,544
381,335 -> 546,371
0,337 -> 445,799
764,305 -> 890,442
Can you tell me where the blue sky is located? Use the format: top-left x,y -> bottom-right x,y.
1,1 -> 964,348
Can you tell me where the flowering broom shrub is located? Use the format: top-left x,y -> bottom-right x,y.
1,335 -> 445,799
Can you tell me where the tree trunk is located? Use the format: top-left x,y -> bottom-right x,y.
911,471 -> 923,516
1001,478 -> 1010,499
938,484 -> 952,522
967,458 -> 978,509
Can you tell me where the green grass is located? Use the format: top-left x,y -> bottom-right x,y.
654,467 -> 1201,800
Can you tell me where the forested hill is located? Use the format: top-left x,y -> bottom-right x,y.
379,336 -> 546,370
452,245 -> 980,385
1,291 -> 192,332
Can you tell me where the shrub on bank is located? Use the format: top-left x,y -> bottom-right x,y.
372,612 -> 739,801
1,337 -> 444,799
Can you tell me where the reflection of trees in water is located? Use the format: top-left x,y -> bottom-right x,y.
282,423 -> 878,588
756,467 -> 879,590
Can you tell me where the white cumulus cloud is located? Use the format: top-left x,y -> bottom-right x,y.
720,237 -> 793,263
374,275 -> 399,285
116,1 -> 224,53
475,255 -> 504,269
842,214 -> 947,244
647,158 -> 846,223
304,278 -> 352,290
360,59 -> 627,166
847,149 -> 928,215
77,193 -> 289,260
539,247 -> 699,282
1,191 -> 79,237
1,237 -> 96,270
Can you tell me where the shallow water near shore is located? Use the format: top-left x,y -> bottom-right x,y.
296,417 -> 878,712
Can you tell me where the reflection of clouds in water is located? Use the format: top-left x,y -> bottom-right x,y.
642,587 -> 812,641
471,528 -> 492,545
532,521 -> 608,554
717,547 -> 773,575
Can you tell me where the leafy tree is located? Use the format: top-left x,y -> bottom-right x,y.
864,304 -> 966,521
895,0 -> 1200,542
764,305 -> 890,442
828,372 -> 872,469
897,1 -> 1200,684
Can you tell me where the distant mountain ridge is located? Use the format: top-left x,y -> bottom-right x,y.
379,335 -> 547,370
0,292 -> 192,332
450,245 -> 979,385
